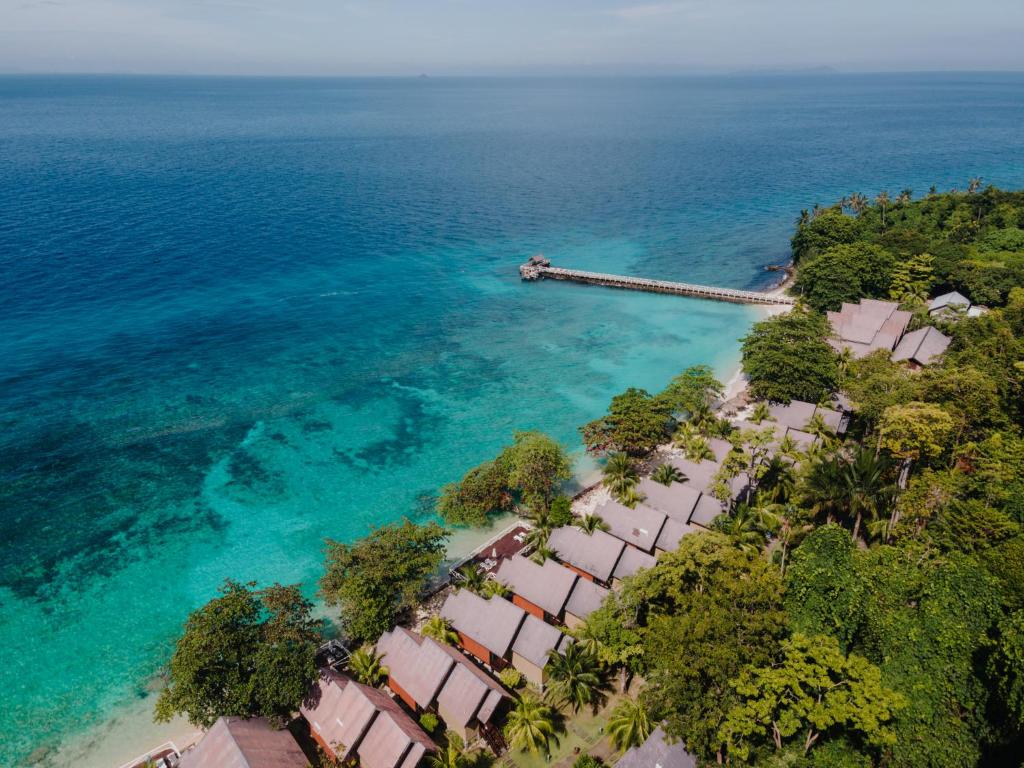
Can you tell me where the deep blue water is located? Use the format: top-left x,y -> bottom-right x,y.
1,73 -> 1023,766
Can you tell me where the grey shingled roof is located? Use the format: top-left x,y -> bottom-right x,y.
708,438 -> 733,462
690,494 -> 726,528
301,670 -> 379,761
891,326 -> 951,366
654,516 -> 700,552
828,299 -> 912,359
375,627 -> 454,709
768,400 -> 816,431
594,499 -> 667,553
548,526 -> 626,583
638,477 -> 702,522
929,291 -> 970,313
441,590 -> 525,659
564,576 -> 610,620
180,717 -> 307,768
615,726 -> 696,768
612,545 -> 657,581
495,555 -> 578,616
511,612 -> 565,668
357,704 -> 434,768
435,645 -> 510,728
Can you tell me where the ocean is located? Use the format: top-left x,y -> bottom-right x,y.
1,73 -> 1023,767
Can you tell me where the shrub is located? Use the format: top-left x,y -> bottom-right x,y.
499,667 -> 524,689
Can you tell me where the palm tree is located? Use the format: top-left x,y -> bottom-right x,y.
576,513 -> 610,535
504,694 -> 559,754
804,413 -> 835,445
421,616 -> 459,646
456,563 -> 487,594
684,435 -> 715,462
712,504 -> 768,553
651,463 -> 686,486
530,543 -> 555,564
480,578 -> 510,599
570,620 -> 604,659
875,191 -> 891,228
848,192 -> 869,215
428,733 -> 468,768
606,698 -> 652,752
968,176 -> 983,194
843,446 -> 895,541
616,485 -> 647,508
796,209 -> 810,227
544,644 -> 608,713
602,453 -> 638,497
749,401 -> 772,424
761,456 -> 797,504
897,188 -> 912,206
348,645 -> 388,686
802,456 -> 847,524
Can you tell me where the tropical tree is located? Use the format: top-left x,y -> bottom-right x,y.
712,504 -> 769,553
480,578 -> 510,599
719,633 -> 904,760
651,463 -> 686,486
545,643 -> 608,712
455,563 -> 486,594
348,645 -> 388,686
577,514 -> 610,535
155,580 -> 322,728
801,455 -> 847,524
606,697 -> 653,752
602,452 -> 639,497
842,446 -> 895,542
848,192 -> 870,215
321,519 -> 448,642
581,388 -> 672,456
504,695 -> 559,754
530,543 -> 555,565
875,190 -> 891,227
428,733 -> 469,768
968,176 -> 983,194
740,310 -> 840,403
750,401 -> 772,424
617,485 -> 647,509
421,616 -> 459,646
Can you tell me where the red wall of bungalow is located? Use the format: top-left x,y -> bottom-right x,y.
457,632 -> 507,669
309,728 -> 338,762
511,594 -> 545,620
388,677 -> 418,712
562,563 -> 596,583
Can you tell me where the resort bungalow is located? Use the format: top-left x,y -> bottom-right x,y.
638,477 -> 700,522
827,299 -> 912,359
563,576 -> 610,629
179,716 -> 306,768
594,499 -> 668,555
615,726 -> 697,768
689,493 -> 727,528
440,589 -> 568,686
300,668 -> 436,768
495,554 -> 578,622
664,455 -> 725,495
376,627 -> 510,742
611,545 -> 657,587
768,399 -> 847,436
548,526 -> 626,587
927,290 -> 989,319
891,326 -> 951,368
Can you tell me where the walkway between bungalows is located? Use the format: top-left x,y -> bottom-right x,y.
520,258 -> 794,306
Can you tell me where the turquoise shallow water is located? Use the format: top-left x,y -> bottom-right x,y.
2,73 -> 1024,766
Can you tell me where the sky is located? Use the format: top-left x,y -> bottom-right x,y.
1,0 -> 1023,75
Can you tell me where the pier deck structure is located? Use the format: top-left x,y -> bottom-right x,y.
520,258 -> 794,306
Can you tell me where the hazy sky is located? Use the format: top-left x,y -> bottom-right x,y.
2,0 -> 1023,75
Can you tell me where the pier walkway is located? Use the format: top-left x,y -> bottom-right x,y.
520,259 -> 794,306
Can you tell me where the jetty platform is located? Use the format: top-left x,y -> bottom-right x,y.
520,256 -> 794,306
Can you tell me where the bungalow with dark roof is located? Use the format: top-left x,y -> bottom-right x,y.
548,526 -> 626,586
612,545 -> 657,587
827,299 -> 912,359
563,576 -> 610,629
300,669 -> 436,768
594,499 -> 667,554
440,589 -> 568,685
375,627 -> 510,743
891,325 -> 951,368
179,716 -> 306,768
495,554 -> 578,622
615,726 -> 697,768
638,477 -> 701,521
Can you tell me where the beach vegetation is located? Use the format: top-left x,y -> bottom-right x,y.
421,615 -> 458,645
605,697 -> 652,752
154,579 -> 321,728
320,519 -> 448,643
581,387 -> 673,456
504,694 -> 560,755
740,309 -> 839,404
348,644 -> 388,686
544,643 -> 609,713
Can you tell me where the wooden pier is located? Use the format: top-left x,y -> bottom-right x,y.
520,256 -> 794,306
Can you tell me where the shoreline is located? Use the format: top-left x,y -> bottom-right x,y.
55,290 -> 788,768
